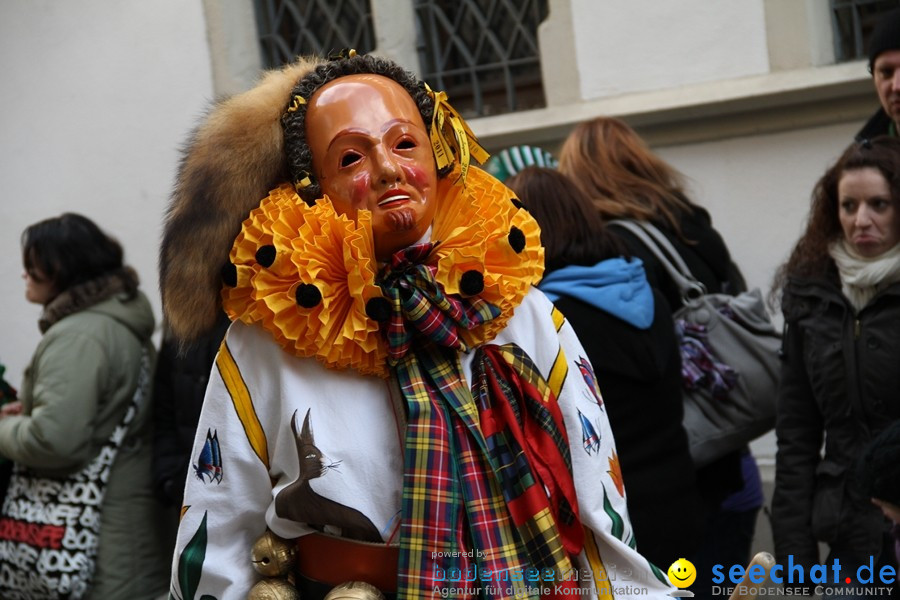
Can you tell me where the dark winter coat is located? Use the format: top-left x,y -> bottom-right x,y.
551,285 -> 704,568
856,107 -> 896,141
152,312 -> 230,507
611,205 -> 747,504
773,273 -> 900,569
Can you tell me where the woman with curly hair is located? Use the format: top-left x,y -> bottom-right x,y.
772,136 -> 900,594
160,54 -> 670,599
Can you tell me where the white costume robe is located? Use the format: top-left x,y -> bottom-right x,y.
170,289 -> 674,599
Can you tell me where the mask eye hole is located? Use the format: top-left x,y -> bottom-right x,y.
340,152 -> 362,168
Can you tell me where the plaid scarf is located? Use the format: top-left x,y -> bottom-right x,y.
380,244 -> 583,600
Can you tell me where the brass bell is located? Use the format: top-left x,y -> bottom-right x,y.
247,578 -> 301,600
324,581 -> 385,600
250,530 -> 297,578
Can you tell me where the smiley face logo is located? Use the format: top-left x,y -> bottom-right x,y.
667,558 -> 696,589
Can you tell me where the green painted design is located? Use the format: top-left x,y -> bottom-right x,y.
649,560 -> 669,585
176,511 -> 218,600
602,485 -> 624,540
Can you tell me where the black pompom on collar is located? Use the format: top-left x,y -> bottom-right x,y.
459,270 -> 484,296
508,226 -> 526,253
295,283 -> 322,308
255,245 -> 276,268
221,262 -> 238,287
365,297 -> 391,322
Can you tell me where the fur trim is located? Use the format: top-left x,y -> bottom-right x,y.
160,56 -> 322,342
40,267 -> 139,333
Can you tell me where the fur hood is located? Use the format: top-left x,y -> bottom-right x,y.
40,267 -> 142,334
160,56 -> 322,343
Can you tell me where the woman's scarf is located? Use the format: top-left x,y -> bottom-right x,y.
828,240 -> 900,312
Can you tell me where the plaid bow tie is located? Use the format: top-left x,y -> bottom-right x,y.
379,243 -> 500,364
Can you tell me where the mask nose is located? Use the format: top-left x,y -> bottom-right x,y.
374,146 -> 401,186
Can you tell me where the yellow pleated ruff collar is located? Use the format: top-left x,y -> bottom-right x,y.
222,166 -> 544,378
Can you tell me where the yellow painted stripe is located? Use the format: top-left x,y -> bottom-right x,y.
551,306 -> 566,332
584,528 -> 615,598
216,341 -> 270,469
180,505 -> 189,521
548,345 -> 568,400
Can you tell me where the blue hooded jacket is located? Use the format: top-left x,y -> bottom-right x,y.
538,257 -> 654,329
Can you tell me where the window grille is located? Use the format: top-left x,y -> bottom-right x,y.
414,0 -> 550,118
831,0 -> 900,62
254,0 -> 376,68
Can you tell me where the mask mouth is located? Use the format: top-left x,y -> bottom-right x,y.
377,190 -> 412,207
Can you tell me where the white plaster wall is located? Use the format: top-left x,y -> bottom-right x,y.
572,0 -> 771,99
0,1 -> 214,388
656,122 -> 857,305
655,121 -> 860,461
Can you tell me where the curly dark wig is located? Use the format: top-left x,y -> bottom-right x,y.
772,136 -> 900,303
281,54 -> 437,206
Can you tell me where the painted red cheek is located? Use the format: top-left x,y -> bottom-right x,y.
350,172 -> 371,207
402,164 -> 430,189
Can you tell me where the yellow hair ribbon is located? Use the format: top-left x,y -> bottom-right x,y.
424,83 -> 490,185
286,94 -> 307,113
328,48 -> 358,60
294,170 -> 313,192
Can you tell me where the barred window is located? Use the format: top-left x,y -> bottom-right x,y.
254,0 -> 376,68
414,0 -> 550,118
831,0 -> 900,62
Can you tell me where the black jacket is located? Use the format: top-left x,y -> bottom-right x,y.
553,287 -> 703,568
612,205 -> 747,504
772,273 -> 900,569
152,313 -> 230,506
856,107 -> 895,141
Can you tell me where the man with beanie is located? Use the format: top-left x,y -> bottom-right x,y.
858,8 -> 900,140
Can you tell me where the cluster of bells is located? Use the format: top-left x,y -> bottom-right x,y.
248,530 -> 385,600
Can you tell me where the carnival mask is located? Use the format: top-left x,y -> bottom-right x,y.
306,74 -> 439,261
